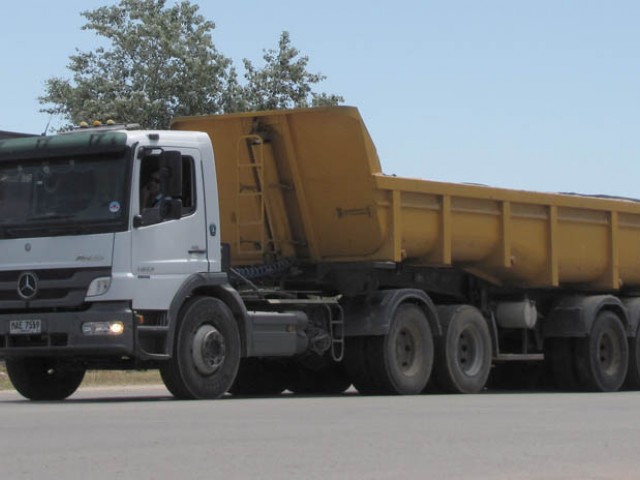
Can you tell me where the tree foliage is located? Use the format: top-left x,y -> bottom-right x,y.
242,32 -> 343,111
40,0 -> 342,130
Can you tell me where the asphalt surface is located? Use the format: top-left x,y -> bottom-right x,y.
1,385 -> 640,479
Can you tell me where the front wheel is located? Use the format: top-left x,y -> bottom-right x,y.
5,357 -> 85,401
160,296 -> 241,399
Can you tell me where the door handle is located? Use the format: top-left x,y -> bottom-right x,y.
188,248 -> 207,254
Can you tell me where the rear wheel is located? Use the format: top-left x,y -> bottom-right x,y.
430,305 -> 492,393
5,357 -> 85,401
160,296 -> 240,399
346,304 -> 434,395
575,310 -> 628,392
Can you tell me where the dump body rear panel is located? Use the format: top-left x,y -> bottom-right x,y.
171,107 -> 640,291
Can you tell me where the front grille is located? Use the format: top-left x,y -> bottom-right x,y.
0,269 -> 77,282
0,267 -> 111,310
0,289 -> 69,301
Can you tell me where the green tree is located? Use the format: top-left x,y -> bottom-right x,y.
40,0 -> 342,130
242,31 -> 343,111
40,0 -> 233,129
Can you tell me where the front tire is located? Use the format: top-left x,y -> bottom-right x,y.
5,357 -> 85,401
160,296 -> 241,399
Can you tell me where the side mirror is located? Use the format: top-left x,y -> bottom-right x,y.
159,150 -> 183,198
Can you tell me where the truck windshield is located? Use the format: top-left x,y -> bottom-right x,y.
0,153 -> 129,238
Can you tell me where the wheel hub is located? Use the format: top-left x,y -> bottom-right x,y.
457,326 -> 483,376
192,324 -> 226,376
598,328 -> 621,376
396,327 -> 420,375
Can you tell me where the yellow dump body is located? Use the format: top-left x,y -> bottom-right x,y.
171,106 -> 640,291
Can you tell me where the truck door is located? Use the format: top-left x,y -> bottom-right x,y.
131,148 -> 208,308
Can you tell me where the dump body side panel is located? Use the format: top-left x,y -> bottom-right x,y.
375,175 -> 640,290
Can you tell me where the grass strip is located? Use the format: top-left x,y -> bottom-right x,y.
0,361 -> 162,391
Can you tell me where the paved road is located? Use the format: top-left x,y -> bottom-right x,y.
1,386 -> 640,479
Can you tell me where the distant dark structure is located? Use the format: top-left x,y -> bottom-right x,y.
0,130 -> 34,139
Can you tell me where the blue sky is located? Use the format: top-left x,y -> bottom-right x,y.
2,1 -> 640,197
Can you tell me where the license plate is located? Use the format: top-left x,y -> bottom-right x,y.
10,319 -> 42,335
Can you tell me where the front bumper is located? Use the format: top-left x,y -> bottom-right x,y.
0,301 -> 134,358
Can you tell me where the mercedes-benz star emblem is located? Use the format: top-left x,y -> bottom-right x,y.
17,272 -> 38,300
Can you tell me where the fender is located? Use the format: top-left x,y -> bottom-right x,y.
166,273 -> 252,357
543,295 -> 628,338
341,288 -> 441,337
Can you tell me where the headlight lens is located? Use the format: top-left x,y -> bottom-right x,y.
82,321 -> 124,336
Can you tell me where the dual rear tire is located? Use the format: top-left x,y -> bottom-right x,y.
345,304 -> 434,395
546,310 -> 629,392
345,303 -> 493,395
430,305 -> 492,394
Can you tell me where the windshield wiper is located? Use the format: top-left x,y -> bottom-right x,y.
26,213 -> 77,222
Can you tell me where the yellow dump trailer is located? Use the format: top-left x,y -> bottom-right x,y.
173,106 -> 640,292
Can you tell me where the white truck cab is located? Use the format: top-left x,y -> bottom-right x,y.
0,125 -> 314,400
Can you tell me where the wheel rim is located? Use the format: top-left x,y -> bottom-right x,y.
456,325 -> 485,377
597,326 -> 622,376
395,325 -> 423,376
192,324 -> 226,376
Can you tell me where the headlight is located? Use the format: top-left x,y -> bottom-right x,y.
82,321 -> 124,336
86,276 -> 111,297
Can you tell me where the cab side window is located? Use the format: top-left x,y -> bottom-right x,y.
139,155 -> 196,216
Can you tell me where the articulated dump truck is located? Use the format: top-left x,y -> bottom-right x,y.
0,107 -> 639,400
